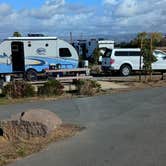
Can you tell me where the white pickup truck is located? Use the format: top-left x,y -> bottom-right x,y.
102,48 -> 166,76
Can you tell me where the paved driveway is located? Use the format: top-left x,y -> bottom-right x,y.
1,87 -> 166,166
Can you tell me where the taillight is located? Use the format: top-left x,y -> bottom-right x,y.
110,59 -> 115,64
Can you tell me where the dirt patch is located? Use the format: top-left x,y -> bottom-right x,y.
0,124 -> 85,166
98,81 -> 129,90
98,79 -> 166,95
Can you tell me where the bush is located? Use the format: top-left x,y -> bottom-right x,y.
2,81 -> 35,98
74,79 -> 101,96
90,65 -> 102,75
38,80 -> 64,96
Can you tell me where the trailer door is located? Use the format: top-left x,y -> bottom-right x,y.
11,42 -> 25,72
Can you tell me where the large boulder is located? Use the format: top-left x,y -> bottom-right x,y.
0,120 -> 48,141
11,109 -> 62,133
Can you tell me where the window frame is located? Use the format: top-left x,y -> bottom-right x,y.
59,48 -> 72,57
115,51 -> 129,56
115,51 -> 140,57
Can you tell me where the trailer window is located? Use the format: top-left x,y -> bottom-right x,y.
59,48 -> 72,57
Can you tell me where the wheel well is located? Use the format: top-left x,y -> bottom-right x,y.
120,63 -> 132,70
26,68 -> 37,73
25,68 -> 38,81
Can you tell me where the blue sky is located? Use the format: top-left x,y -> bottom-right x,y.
0,0 -> 165,39
0,0 -> 100,9
0,0 -> 44,9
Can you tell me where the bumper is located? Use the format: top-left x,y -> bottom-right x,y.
102,66 -> 115,72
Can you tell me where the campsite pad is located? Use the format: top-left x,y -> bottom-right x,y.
98,81 -> 129,90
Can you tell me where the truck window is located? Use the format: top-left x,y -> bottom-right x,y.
59,48 -> 72,57
115,51 -> 129,56
128,51 -> 140,56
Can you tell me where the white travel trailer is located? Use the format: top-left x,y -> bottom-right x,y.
98,40 -> 115,49
0,36 -> 79,80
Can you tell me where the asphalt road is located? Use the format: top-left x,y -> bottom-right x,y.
1,87 -> 166,166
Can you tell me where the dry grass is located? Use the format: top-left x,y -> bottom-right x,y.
98,79 -> 166,95
0,124 -> 85,166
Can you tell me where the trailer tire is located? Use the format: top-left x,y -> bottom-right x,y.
26,69 -> 38,81
120,64 -> 132,76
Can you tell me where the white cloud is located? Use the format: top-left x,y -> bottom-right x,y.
0,3 -> 12,16
102,0 -> 166,33
0,0 -> 166,39
115,0 -> 138,17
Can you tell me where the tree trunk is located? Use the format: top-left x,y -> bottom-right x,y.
150,37 -> 153,81
139,38 -> 143,81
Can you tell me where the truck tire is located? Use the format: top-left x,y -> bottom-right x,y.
26,69 -> 38,81
120,65 -> 132,76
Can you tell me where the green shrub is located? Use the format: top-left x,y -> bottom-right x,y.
38,80 -> 64,96
2,81 -> 35,98
74,79 -> 101,96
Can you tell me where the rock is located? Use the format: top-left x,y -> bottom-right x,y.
11,109 -> 62,133
0,120 -> 48,141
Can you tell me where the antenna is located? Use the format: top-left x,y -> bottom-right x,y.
70,32 -> 73,44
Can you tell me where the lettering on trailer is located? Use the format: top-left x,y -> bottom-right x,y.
36,48 -> 46,55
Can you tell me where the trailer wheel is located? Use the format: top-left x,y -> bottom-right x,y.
26,69 -> 38,81
120,64 -> 132,76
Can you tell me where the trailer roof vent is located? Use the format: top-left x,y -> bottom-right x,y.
27,34 -> 45,37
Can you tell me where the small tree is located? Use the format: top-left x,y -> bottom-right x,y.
141,32 -> 162,80
90,48 -> 101,65
13,32 -> 22,37
136,32 -> 147,81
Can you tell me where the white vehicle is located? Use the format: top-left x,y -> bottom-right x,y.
0,36 -> 79,80
102,48 -> 166,76
152,50 -> 166,70
102,48 -> 141,76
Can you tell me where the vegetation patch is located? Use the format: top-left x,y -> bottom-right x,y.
2,81 -> 35,99
74,79 -> 101,96
38,80 -> 64,97
2,80 -> 64,99
0,124 -> 85,166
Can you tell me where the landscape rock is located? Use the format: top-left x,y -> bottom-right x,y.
0,120 -> 48,141
0,109 -> 62,141
11,109 -> 62,133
